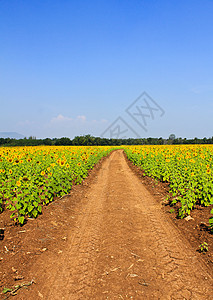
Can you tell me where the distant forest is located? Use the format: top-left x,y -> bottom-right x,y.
0,135 -> 213,146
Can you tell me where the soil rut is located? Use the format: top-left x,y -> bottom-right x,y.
19,150 -> 212,299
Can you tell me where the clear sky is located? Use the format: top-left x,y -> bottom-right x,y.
0,0 -> 213,139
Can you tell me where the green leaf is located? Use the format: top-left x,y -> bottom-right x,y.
18,216 -> 25,224
33,201 -> 38,207
10,212 -> 16,218
23,203 -> 28,210
16,203 -> 22,210
28,204 -> 34,212
19,209 -> 25,215
32,210 -> 38,218
2,287 -> 12,294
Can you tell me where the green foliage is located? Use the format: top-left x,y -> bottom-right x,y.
199,242 -> 208,252
0,146 -> 116,224
124,145 -> 213,218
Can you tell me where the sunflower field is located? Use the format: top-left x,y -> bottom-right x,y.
124,145 -> 213,219
0,146 -> 115,224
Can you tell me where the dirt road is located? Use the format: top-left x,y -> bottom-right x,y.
19,150 -> 212,299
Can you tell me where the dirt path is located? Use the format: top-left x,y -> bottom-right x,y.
19,150 -> 212,299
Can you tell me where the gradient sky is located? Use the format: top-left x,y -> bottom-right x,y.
1,0 -> 213,139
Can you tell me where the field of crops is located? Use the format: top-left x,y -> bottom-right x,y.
1,144 -> 213,226
0,146 -> 115,224
124,145 -> 213,221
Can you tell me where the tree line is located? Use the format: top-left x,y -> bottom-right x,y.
0,135 -> 213,147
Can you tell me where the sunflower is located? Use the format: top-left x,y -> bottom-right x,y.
16,181 -> 21,187
206,169 -> 211,175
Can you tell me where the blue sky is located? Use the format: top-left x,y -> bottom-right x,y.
0,0 -> 213,139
